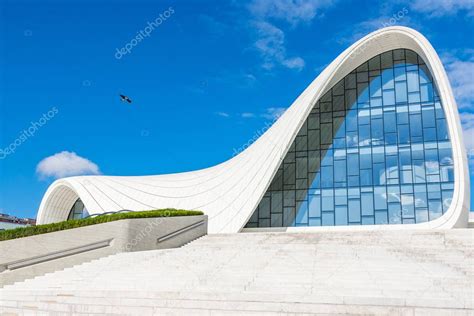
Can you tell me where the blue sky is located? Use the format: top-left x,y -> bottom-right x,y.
0,0 -> 473,219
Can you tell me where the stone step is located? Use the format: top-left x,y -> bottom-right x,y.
1,230 -> 472,313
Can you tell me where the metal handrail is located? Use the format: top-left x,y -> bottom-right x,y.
0,238 -> 113,272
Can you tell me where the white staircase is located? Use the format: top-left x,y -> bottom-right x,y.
1,230 -> 473,315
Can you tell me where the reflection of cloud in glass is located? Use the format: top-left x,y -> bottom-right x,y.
425,161 -> 439,174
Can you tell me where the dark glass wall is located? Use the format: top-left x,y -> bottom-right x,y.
67,198 -> 89,220
245,49 -> 455,228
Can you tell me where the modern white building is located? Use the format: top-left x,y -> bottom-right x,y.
36,26 -> 470,233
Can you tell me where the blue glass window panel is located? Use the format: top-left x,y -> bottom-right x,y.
385,155 -> 399,179
271,191 -> 283,214
401,170 -> 413,184
335,206 -> 348,225
394,66 -> 406,81
360,169 -> 373,186
422,108 -> 436,128
296,201 -> 308,224
371,97 -> 383,107
348,176 -> 359,187
408,92 -> 421,103
374,186 -> 387,210
271,213 -> 283,227
296,157 -> 308,179
360,148 -> 372,169
393,50 -> 405,61
401,194 -> 415,218
407,71 -> 420,92
361,192 -> 374,216
348,199 -> 361,222
321,166 -> 334,188
395,81 -> 407,103
357,83 -> 370,106
373,163 -> 386,185
345,89 -> 357,109
387,185 -> 400,203
399,148 -> 411,168
335,188 -> 347,205
420,83 -> 433,102
357,71 -> 369,82
384,111 -> 397,133
428,183 -> 442,199
415,193 -> 428,210
383,90 -> 395,106
362,217 -> 374,225
370,76 -> 382,97
358,125 -> 371,146
308,195 -> 321,217
416,208 -> 429,223
414,166 -> 426,185
321,124 -> 333,144
440,165 -> 454,182
388,203 -> 402,224
410,114 -> 422,138
419,65 -> 432,84
358,109 -> 370,125
347,154 -> 359,176
398,125 -> 410,144
397,107 -> 409,124
372,146 -> 385,163
375,211 -> 388,224
382,69 -> 395,89
322,189 -> 334,211
436,119 -> 449,140
321,150 -> 333,166
283,207 -> 295,226
308,218 -> 321,226
322,212 -> 335,226
284,190 -> 295,207
435,102 -> 445,119
425,149 -> 439,174
348,187 -> 360,198
334,160 -> 347,183
442,190 -> 453,212
438,144 -> 453,166
428,200 -> 442,220
346,109 -> 358,131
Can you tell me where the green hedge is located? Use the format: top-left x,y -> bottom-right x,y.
0,209 -> 204,241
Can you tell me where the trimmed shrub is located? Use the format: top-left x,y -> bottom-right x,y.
0,209 -> 203,241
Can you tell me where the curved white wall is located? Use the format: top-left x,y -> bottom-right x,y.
36,26 -> 470,232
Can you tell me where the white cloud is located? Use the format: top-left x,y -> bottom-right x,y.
216,112 -> 230,118
442,51 -> 474,176
408,0 -> 474,17
254,21 -> 305,71
282,56 -> 306,70
36,151 -> 100,179
460,112 -> 474,173
241,112 -> 256,118
248,0 -> 336,26
261,107 -> 286,120
443,53 -> 474,110
246,1 -> 338,71
337,8 -> 413,45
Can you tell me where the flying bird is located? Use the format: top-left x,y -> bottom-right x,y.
119,94 -> 132,103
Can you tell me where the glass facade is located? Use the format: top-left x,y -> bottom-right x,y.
67,198 -> 89,220
245,49 -> 455,228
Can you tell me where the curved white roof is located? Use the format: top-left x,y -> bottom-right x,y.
37,26 -> 470,232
